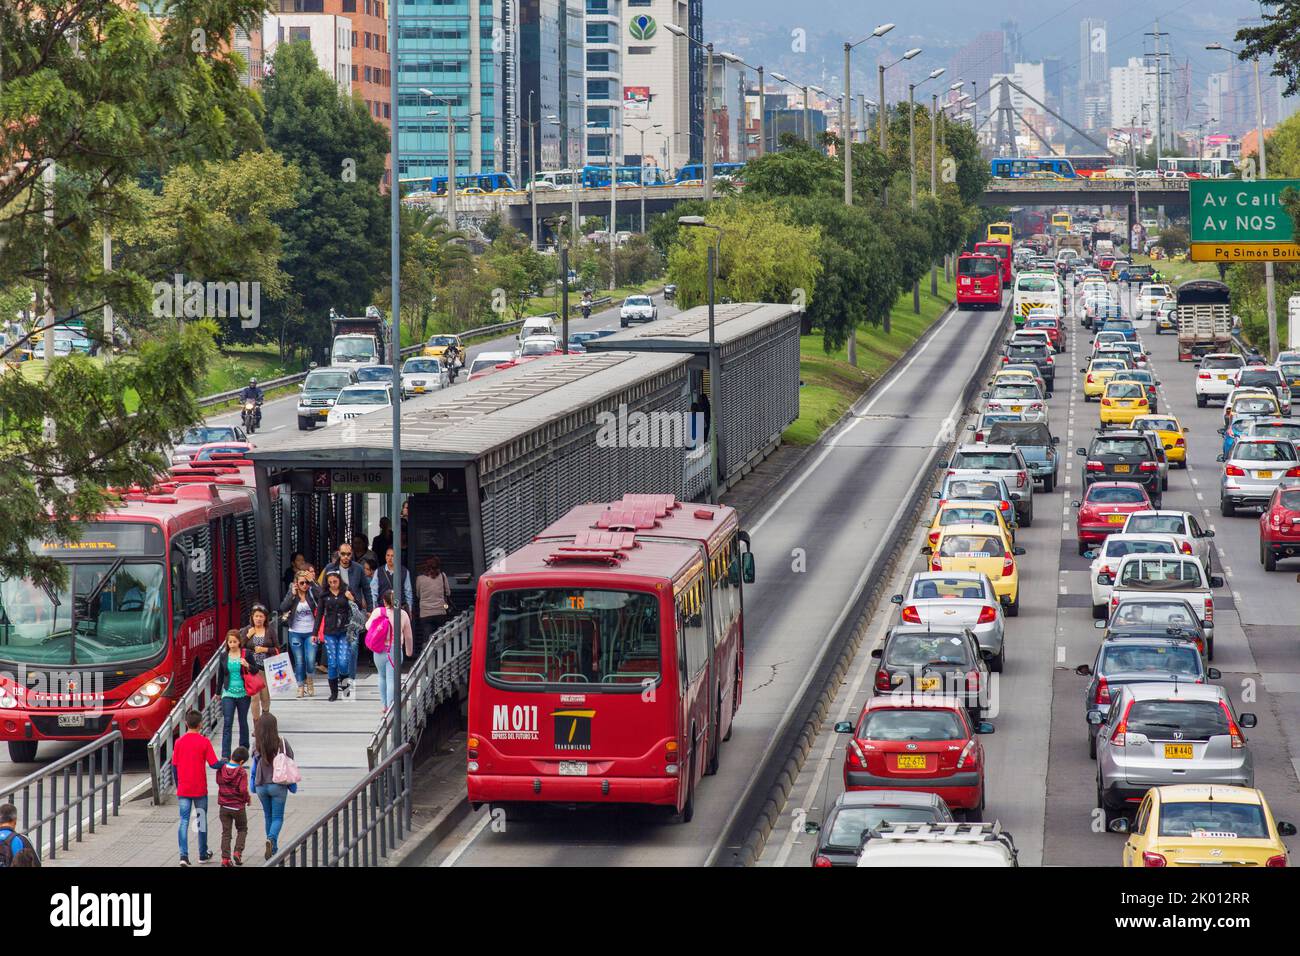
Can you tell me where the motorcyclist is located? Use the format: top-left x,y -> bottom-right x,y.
240,377 -> 264,428
580,293 -> 592,319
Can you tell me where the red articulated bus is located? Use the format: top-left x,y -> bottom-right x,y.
956,253 -> 1004,311
0,458 -> 259,762
974,240 -> 1013,285
467,493 -> 755,821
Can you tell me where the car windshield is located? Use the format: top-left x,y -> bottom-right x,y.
953,452 -> 1019,470
1280,363 -> 1300,380
1252,424 -> 1300,441
959,258 -> 999,277
1016,277 -> 1058,292
1239,370 -> 1282,387
1105,538 -> 1175,558
1119,558 -> 1201,588
1280,490 -> 1300,510
1202,356 -> 1244,370
1112,600 -> 1200,629
426,336 -> 456,347
1125,700 -> 1229,740
1026,320 -> 1057,330
355,367 -> 392,382
339,387 -> 389,405
521,339 -> 559,356
332,339 -> 375,360
1008,345 -> 1046,359
938,534 -> 1003,558
1158,803 -> 1269,839
1090,361 -> 1125,372
987,423 -> 1051,446
990,386 -> 1038,400
884,633 -> 973,667
1107,383 -> 1144,399
825,806 -> 942,848
859,709 -> 965,741
911,576 -> 988,600
1136,418 -> 1176,431
939,508 -> 1000,530
1092,438 -> 1150,456
1234,441 -> 1296,462
1124,514 -> 1186,535
304,370 -> 352,390
484,588 -> 660,689
1087,486 -> 1147,504
403,360 -> 441,374
945,480 -> 1002,500
625,296 -> 652,307
1233,398 -> 1277,415
1099,644 -> 1201,676
180,426 -> 237,444
1115,373 -> 1155,385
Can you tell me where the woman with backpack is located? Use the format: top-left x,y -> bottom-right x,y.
216,630 -> 264,760
239,604 -> 280,722
413,556 -> 453,662
365,591 -> 412,712
319,570 -> 356,702
250,713 -> 299,861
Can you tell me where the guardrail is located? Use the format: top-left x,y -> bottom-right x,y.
366,610 -> 474,769
146,649 -> 225,804
196,298 -> 616,408
0,732 -> 123,861
268,742 -> 414,867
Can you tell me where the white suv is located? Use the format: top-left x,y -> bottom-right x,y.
619,295 -> 657,327
1195,353 -> 1246,407
857,822 -> 1019,867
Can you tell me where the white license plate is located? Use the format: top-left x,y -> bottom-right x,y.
558,761 -> 588,776
57,714 -> 85,728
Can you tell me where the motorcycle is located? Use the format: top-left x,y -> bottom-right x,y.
580,302 -> 592,319
242,399 -> 261,434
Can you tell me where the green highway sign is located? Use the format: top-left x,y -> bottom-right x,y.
1190,180 -> 1300,261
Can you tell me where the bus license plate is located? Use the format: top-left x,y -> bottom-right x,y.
1164,744 -> 1193,759
57,714 -> 85,728
558,761 -> 588,776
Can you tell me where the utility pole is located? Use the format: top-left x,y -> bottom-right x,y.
1145,22 -> 1170,163
1254,54 -> 1279,360
757,66 -> 766,157
527,91 -> 538,249
704,42 -> 715,201
930,92 -> 938,296
844,42 -> 853,204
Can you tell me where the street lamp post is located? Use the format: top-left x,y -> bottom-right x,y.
1208,42 -> 1278,359
391,11 -> 405,754
420,88 -> 457,232
878,47 -> 922,211
842,24 -> 895,206
719,52 -> 765,163
909,67 -> 944,314
678,216 -> 724,504
628,121 -> 662,232
527,90 -> 538,249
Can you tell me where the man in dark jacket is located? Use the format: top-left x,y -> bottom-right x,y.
321,544 -> 368,611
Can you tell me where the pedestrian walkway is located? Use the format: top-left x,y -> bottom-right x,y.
48,675 -> 384,867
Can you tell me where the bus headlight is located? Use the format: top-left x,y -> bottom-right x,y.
0,691 -> 16,709
127,680 -> 166,707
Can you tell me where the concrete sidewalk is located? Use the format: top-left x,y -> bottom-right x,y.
49,675 -> 386,867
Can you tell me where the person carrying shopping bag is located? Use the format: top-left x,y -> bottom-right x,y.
239,604 -> 280,722
279,571 -> 320,697
365,591 -> 412,712
216,630 -> 263,760
250,713 -> 299,861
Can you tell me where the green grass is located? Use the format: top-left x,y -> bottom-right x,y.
1129,253 -> 1219,286
784,274 -> 956,446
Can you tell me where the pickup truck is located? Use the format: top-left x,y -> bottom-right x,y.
1106,553 -> 1226,659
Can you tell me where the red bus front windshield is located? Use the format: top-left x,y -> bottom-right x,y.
959,257 -> 999,278
485,588 -> 662,690
0,523 -> 168,667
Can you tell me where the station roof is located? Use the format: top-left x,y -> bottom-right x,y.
585,302 -> 800,353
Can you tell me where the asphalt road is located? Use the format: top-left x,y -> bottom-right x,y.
427,298 -> 1008,866
204,295 -> 678,436
760,282 -> 1300,868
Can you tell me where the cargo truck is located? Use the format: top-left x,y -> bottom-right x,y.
329,306 -> 389,368
1175,280 -> 1233,363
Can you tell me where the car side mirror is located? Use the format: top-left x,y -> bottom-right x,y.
976,721 -> 995,735
1239,713 -> 1258,729
1216,454 -> 1225,462
1207,667 -> 1222,680
937,459 -> 949,469
804,821 -> 821,834
1093,619 -> 1106,630
930,490 -> 941,499
1072,500 -> 1081,509
1086,710 -> 1104,724
890,593 -> 903,605
1079,368 -> 1087,373
1204,529 -> 1215,538
1279,822 -> 1298,837
1107,817 -> 1130,834
833,721 -> 853,734
1074,663 -> 1093,676
966,424 -> 975,431
1012,547 -> 1026,556
1051,436 -> 1060,444
1217,428 -> 1225,435
980,392 -> 990,399
1076,447 -> 1086,456
870,648 -> 883,659
1182,426 -> 1189,433
1083,549 -> 1097,559
1046,391 -> 1054,400
920,546 -> 933,555
1210,575 -> 1225,588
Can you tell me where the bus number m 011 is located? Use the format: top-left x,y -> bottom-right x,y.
491,704 -> 539,741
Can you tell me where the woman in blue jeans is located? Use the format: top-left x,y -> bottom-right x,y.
318,571 -> 356,702
251,712 -> 296,860
215,630 -> 260,759
279,572 -> 320,697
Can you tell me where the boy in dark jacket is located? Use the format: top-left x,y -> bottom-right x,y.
217,746 -> 252,866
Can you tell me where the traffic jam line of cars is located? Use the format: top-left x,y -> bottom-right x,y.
798,229 -> 1299,867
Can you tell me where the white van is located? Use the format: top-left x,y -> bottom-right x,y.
856,822 -> 1019,867
516,316 -> 556,350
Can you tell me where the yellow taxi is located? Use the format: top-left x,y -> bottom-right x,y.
990,368 -> 1043,391
1132,413 -> 1187,466
1082,358 -> 1129,401
926,499 -> 1017,550
1119,785 -> 1296,867
1224,389 -> 1280,428
922,522 -> 1024,616
422,333 -> 463,362
1099,379 -> 1151,427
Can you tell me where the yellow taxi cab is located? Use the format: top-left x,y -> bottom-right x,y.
926,499 -> 1017,550
922,522 -> 1024,616
1082,358 -> 1129,400
1100,379 -> 1151,427
990,368 -> 1043,391
1132,413 -> 1187,466
1224,389 -> 1280,429
422,333 -> 463,362
1119,785 -> 1296,867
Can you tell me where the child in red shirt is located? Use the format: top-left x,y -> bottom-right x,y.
216,746 -> 252,866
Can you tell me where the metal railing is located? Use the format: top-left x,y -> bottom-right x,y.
0,732 -> 123,861
146,648 -> 225,803
366,610 -> 474,769
268,742 -> 414,867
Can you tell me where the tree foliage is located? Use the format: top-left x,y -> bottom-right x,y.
1237,2 -> 1300,98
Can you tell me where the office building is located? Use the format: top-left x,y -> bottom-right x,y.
707,54 -> 745,162
275,1 -> 390,126
263,13 -> 354,93
618,0 -> 697,172
585,0 -> 622,163
947,31 -> 1004,101
518,0 -> 585,182
1078,18 -> 1108,130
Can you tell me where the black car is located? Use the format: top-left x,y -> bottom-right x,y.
1003,342 -> 1055,388
1126,264 -> 1155,284
871,625 -> 993,719
1076,430 -> 1163,507
1095,596 -> 1212,659
805,791 -> 955,867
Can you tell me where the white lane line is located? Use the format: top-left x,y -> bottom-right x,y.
748,306 -> 961,537
440,808 -> 493,867
1196,491 -> 1204,501
1233,590 -> 1243,604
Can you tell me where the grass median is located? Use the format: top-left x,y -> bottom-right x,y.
785,274 -> 956,446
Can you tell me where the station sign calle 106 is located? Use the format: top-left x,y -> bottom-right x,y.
1190,179 -> 1300,261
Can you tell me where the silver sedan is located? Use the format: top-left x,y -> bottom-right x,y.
890,571 -> 1006,672
1218,436 -> 1300,515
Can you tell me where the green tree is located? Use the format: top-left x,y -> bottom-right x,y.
1237,3 -> 1300,98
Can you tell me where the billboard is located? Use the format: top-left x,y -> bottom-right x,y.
1189,179 -> 1300,262
623,86 -> 651,115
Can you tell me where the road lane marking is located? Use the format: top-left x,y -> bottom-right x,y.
440,807 -> 493,867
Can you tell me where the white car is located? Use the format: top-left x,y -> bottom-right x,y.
516,334 -> 561,358
1195,353 -> 1246,406
400,357 -> 450,398
326,383 -> 391,425
619,294 -> 657,327
466,350 -> 516,379
1085,532 -> 1182,617
1121,510 -> 1217,573
1104,167 -> 1137,180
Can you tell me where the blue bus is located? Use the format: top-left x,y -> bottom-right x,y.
576,165 -> 671,188
674,162 -> 746,184
989,157 -> 1078,179
398,172 -> 517,197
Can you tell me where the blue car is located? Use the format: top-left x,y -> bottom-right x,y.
1098,318 -> 1137,342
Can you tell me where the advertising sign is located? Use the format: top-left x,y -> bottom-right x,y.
623,86 -> 651,114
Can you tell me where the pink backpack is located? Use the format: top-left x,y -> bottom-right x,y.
364,611 -> 393,654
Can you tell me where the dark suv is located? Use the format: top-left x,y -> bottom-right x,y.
1076,430 -> 1163,507
1003,342 -> 1056,389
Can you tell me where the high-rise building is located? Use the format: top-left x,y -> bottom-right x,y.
707,55 -> 744,162
621,0 -> 696,171
1078,18 -> 1108,131
518,0 -> 584,181
1001,20 -> 1022,73
1110,56 -> 1173,137
262,13 -> 354,93
947,31 -> 1004,104
1042,55 -> 1064,112
276,1 -> 390,127
585,0 -> 622,164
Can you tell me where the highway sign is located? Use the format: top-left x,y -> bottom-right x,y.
1190,179 -> 1300,261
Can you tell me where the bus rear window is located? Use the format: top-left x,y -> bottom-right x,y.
485,589 -> 661,690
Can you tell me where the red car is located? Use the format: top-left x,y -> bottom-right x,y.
1025,315 -> 1066,352
836,697 -> 992,820
1259,483 -> 1300,571
1073,481 -> 1152,555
